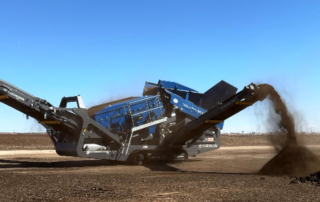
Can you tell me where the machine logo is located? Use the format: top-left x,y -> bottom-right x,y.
198,144 -> 218,149
173,98 -> 178,103
8,92 -> 25,101
182,103 -> 204,114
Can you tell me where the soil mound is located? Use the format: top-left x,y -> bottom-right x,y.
256,84 -> 320,176
259,145 -> 320,176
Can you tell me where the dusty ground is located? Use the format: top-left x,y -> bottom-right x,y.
0,134 -> 320,201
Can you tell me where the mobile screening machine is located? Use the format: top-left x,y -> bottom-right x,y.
0,79 -> 269,164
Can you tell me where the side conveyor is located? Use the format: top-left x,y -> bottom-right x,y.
159,83 -> 269,148
0,79 -> 121,148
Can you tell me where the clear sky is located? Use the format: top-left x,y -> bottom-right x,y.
1,0 -> 319,133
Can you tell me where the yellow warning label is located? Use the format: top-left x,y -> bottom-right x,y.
41,121 -> 60,125
205,120 -> 223,124
235,101 -> 253,106
0,95 -> 9,100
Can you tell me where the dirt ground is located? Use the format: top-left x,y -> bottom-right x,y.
0,134 -> 54,150
0,134 -> 320,202
1,133 -> 320,149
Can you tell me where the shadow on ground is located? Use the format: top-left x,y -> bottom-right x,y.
0,159 -> 117,169
0,159 -> 257,176
0,158 -> 200,169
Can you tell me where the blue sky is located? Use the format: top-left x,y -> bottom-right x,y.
1,0 -> 319,133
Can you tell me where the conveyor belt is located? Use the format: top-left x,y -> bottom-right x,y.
159,83 -> 269,148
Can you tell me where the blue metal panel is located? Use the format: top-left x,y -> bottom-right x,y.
158,80 -> 198,93
165,89 -> 206,118
164,89 -> 225,130
93,96 -> 165,134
